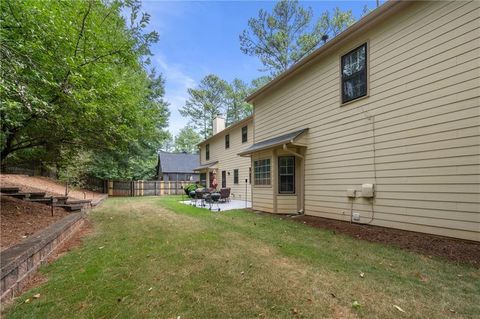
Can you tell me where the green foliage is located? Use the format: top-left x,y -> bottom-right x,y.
240,0 -> 356,76
225,79 -> 252,126
0,0 -> 169,180
179,74 -> 229,139
174,126 -> 201,154
184,183 -> 203,194
180,75 -> 256,137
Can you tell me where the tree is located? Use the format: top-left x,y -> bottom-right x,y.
0,0 -> 170,179
225,79 -> 252,126
240,0 -> 355,76
251,76 -> 272,90
174,127 -> 201,154
159,131 -> 174,152
179,74 -> 229,139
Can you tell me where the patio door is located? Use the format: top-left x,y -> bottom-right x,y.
222,170 -> 227,188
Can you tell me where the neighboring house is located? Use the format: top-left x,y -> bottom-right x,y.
156,151 -> 199,182
196,116 -> 253,200
239,1 -> 479,241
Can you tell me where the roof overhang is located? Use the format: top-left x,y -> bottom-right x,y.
238,129 -> 308,156
245,0 -> 413,104
193,161 -> 219,171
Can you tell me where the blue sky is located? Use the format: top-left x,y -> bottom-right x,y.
141,1 -> 378,136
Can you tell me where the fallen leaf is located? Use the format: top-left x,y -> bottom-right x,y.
240,271 -> 245,275
148,287 -> 153,292
393,305 -> 406,313
24,298 -> 30,303
359,272 -> 365,278
291,308 -> 298,314
352,300 -> 360,308
33,293 -> 40,299
330,293 -> 336,298
98,246 -> 104,250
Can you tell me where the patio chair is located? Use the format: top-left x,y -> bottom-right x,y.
220,187 -> 231,203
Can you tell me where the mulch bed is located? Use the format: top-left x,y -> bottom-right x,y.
1,196 -> 69,251
285,215 -> 480,268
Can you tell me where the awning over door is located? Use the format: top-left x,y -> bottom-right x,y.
238,128 -> 308,156
193,161 -> 219,172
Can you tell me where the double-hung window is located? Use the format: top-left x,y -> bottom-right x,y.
341,43 -> 367,103
253,159 -> 271,185
278,156 -> 295,194
233,169 -> 239,184
242,126 -> 248,143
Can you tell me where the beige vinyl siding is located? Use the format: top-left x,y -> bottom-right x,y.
252,1 -> 480,241
276,195 -> 297,214
199,119 -> 253,199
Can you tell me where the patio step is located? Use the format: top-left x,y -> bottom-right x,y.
65,199 -> 91,205
28,192 -> 47,199
0,187 -> 21,194
0,192 -> 30,199
53,204 -> 83,212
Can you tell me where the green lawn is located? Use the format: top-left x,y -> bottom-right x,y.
4,196 -> 479,318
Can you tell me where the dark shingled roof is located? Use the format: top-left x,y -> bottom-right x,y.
158,151 -> 200,174
238,129 -> 308,156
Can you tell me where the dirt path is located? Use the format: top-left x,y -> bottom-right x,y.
0,174 -> 102,200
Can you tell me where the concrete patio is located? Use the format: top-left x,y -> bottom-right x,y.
181,199 -> 251,211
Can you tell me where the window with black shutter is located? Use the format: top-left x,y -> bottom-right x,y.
341,43 -> 367,103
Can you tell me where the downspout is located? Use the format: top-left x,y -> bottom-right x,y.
283,143 -> 305,214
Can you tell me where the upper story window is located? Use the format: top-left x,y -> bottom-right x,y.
225,134 -> 230,149
205,144 -> 210,161
341,43 -> 367,103
242,126 -> 248,143
254,158 -> 271,185
278,156 -> 295,194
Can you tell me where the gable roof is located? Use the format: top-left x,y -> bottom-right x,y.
158,151 -> 200,174
245,0 -> 412,104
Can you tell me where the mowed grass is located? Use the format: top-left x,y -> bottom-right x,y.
4,196 -> 479,319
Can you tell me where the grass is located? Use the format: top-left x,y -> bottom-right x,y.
4,196 -> 479,318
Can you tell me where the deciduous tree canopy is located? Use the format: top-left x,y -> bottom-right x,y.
0,0 -> 169,180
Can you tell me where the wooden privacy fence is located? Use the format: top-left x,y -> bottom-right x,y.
107,180 -> 190,197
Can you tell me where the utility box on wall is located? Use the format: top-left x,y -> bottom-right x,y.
362,184 -> 375,198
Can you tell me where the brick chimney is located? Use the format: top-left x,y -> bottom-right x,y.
212,116 -> 225,135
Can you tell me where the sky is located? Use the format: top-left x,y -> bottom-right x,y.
140,1 -> 379,136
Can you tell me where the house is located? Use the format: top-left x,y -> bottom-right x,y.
156,151 -> 200,182
239,1 -> 479,241
196,116 -> 253,200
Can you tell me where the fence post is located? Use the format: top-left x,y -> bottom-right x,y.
108,180 -> 113,196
